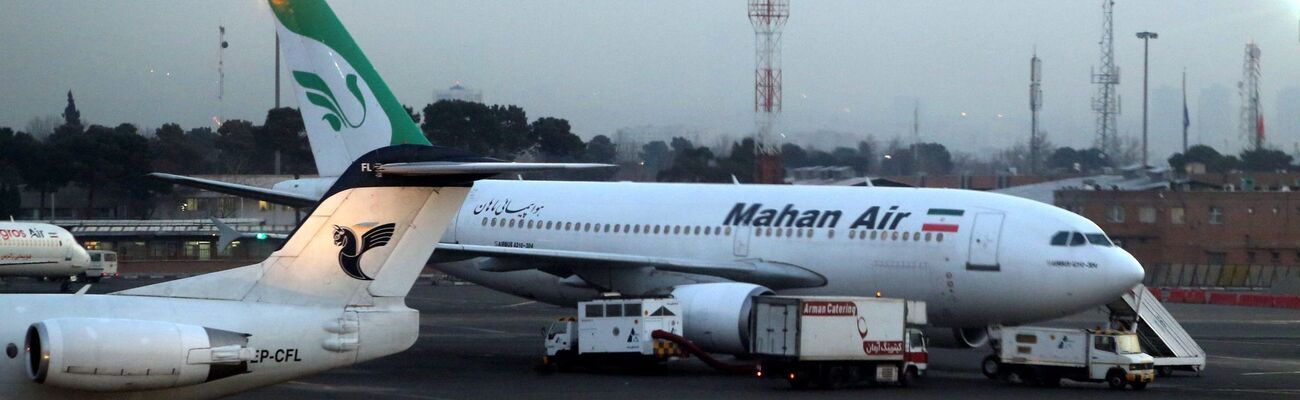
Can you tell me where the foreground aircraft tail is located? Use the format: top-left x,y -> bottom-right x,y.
121,145 -> 610,306
272,0 -> 431,177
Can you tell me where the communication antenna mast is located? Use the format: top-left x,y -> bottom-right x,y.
1030,52 -> 1043,175
1091,0 -> 1120,159
749,0 -> 789,184
218,25 -> 229,123
1239,42 -> 1263,150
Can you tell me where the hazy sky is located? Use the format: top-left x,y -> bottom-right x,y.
3,1 -> 1300,160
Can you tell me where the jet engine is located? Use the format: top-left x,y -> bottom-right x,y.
670,282 -> 773,355
923,326 -> 990,349
25,318 -> 254,392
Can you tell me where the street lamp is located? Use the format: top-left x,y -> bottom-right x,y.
1136,31 -> 1158,167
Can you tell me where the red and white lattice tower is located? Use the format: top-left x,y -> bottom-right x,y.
749,0 -> 789,184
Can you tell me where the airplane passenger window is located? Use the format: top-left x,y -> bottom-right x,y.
870,231 -> 878,240
937,233 -> 944,242
673,226 -> 681,234
565,222 -> 572,231
725,227 -> 731,235
481,218 -> 487,226
1085,233 -> 1113,247
527,220 -> 534,229
491,218 -> 498,227
1070,232 -> 1086,246
634,225 -> 641,234
924,232 -> 932,242
694,226 -> 701,235
653,225 -> 661,234
704,227 -> 712,235
828,229 -> 835,239
775,228 -> 782,237
786,228 -> 793,237
850,230 -> 857,239
585,223 -> 592,232
892,232 -> 899,241
1050,231 -> 1069,246
509,219 -> 517,228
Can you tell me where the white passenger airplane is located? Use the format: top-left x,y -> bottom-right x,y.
0,1 -> 604,398
151,0 -> 1146,354
0,222 -> 92,291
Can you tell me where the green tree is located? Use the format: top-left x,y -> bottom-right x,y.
261,107 -> 314,174
532,117 -> 584,162
215,119 -> 259,174
1238,148 -> 1293,172
62,90 -> 81,127
421,100 -> 535,160
582,135 -> 618,164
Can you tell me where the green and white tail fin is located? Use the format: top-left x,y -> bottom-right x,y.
272,0 -> 430,177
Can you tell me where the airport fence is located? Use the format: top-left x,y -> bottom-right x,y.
1142,263 -> 1297,290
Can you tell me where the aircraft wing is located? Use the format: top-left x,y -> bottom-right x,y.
434,243 -> 826,290
378,162 -> 615,176
148,173 -> 319,208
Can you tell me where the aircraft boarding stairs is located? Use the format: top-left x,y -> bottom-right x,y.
1106,284 -> 1206,375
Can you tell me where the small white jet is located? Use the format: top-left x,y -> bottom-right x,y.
0,222 -> 92,291
151,0 -> 1146,353
0,1 -> 607,397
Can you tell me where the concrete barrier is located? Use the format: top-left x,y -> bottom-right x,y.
1208,292 -> 1239,306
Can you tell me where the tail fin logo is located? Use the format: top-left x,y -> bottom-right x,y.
294,71 -> 368,132
333,222 -> 396,280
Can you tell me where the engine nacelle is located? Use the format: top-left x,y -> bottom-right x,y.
923,326 -> 990,349
670,282 -> 772,355
25,318 -> 254,392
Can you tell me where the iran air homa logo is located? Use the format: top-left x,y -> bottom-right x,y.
333,222 -> 396,280
294,71 -> 368,132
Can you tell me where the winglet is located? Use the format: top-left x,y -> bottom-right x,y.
211,217 -> 242,249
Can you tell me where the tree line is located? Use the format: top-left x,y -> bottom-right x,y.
3,92 -> 1295,219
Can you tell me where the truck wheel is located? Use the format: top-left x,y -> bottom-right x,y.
1131,381 -> 1148,390
824,366 -> 847,389
981,355 -> 1001,379
900,366 -> 917,387
1156,366 -> 1173,377
1040,373 -> 1061,387
1106,370 -> 1126,390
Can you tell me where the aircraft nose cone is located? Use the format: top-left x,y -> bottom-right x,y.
1115,251 -> 1145,288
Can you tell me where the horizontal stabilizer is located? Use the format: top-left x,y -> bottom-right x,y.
437,243 -> 826,290
148,173 -> 319,208
378,162 -> 615,176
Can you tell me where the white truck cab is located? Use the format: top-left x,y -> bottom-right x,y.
543,298 -> 684,370
984,326 -> 1155,390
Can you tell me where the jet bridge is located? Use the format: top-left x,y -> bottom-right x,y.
1106,284 -> 1205,375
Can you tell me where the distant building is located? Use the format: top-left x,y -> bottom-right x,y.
434,82 -> 482,103
1055,171 -> 1300,291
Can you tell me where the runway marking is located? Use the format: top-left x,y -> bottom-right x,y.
282,381 -> 455,400
1241,371 -> 1300,376
500,300 -> 536,308
1201,338 -> 1300,347
456,326 -> 510,334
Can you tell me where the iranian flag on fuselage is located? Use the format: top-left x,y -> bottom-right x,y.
921,208 -> 963,233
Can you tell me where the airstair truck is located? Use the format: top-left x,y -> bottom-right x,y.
542,297 -> 684,370
982,326 -> 1155,390
750,296 -> 928,389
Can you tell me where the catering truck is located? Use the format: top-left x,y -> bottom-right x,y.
542,297 -> 684,370
749,296 -> 928,389
981,326 -> 1155,390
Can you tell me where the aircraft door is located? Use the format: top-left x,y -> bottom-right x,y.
966,213 -> 1004,271
733,226 -> 751,257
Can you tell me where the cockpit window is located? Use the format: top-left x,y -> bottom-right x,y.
1069,232 -> 1086,246
1085,233 -> 1113,247
1050,231 -> 1069,246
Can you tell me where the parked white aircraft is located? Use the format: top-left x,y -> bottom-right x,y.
0,1 -> 605,397
0,222 -> 92,291
150,0 -> 1146,354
